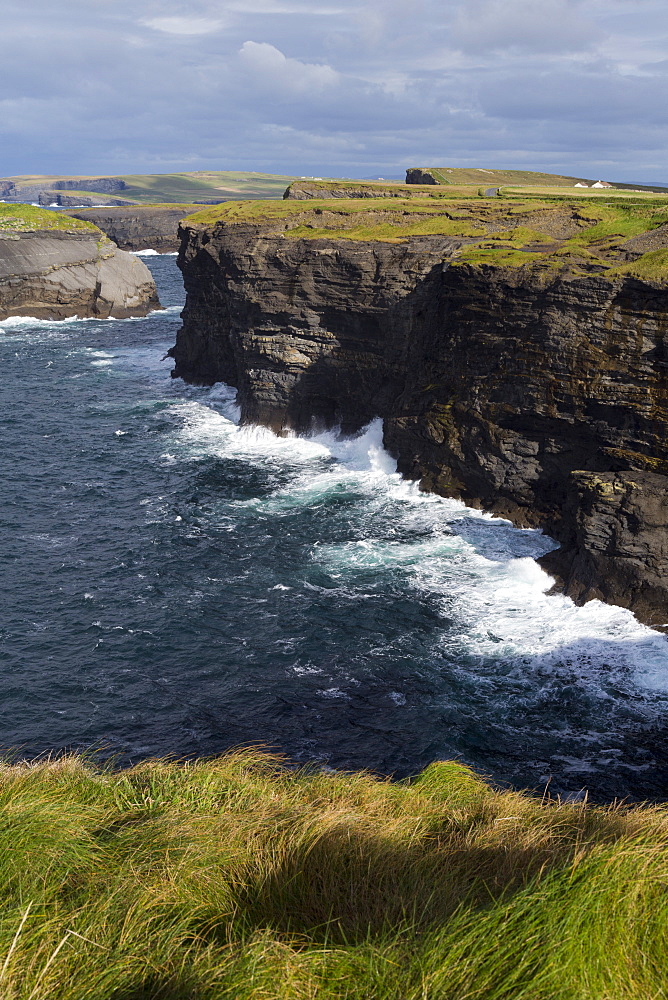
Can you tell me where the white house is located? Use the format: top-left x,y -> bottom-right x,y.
592,180 -> 613,189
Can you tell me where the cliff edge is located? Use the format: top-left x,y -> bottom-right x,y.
0,205 -> 160,320
170,195 -> 668,629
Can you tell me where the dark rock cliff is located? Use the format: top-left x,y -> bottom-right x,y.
171,219 -> 668,630
51,178 -> 127,193
70,206 -> 201,252
406,169 -> 439,185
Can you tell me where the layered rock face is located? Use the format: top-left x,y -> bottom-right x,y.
285,180 -> 441,200
0,230 -> 160,320
70,206 -> 200,253
171,219 -> 668,629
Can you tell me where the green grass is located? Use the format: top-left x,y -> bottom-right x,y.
0,750 -> 666,999
0,204 -> 99,234
503,185 -> 668,201
184,197 -> 481,226
285,216 -> 485,241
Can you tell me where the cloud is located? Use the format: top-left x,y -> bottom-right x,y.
0,0 -> 666,184
451,0 -> 601,54
141,16 -> 225,35
239,41 -> 339,91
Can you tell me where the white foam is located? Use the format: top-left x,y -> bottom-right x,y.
0,314 -> 81,329
133,250 -> 179,256
165,398 -> 333,466
0,305 -> 179,333
164,401 -> 668,694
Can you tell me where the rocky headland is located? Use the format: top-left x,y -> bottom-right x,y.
0,205 -> 160,320
170,193 -> 668,629
69,204 -> 202,253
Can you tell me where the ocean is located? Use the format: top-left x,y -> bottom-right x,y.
2,253 -> 667,799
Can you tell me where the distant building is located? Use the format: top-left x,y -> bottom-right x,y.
592,180 -> 613,189
574,182 -> 589,188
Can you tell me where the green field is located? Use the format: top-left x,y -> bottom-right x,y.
2,171 -> 302,205
0,751 -> 666,1000
118,171 -> 299,203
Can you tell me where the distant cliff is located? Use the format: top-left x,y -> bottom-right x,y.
170,197 -> 668,629
284,179 -> 442,199
0,205 -> 160,320
70,205 -> 201,252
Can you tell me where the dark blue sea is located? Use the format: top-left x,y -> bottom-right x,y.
2,254 -> 668,799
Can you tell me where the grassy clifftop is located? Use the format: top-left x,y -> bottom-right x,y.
0,204 -> 99,234
184,194 -> 668,280
0,750 -> 666,999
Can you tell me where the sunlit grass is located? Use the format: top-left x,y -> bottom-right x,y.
0,204 -> 99,234
0,751 -> 666,998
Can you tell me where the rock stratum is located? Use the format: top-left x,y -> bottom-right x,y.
69,205 -> 201,253
170,195 -> 668,629
0,206 -> 160,320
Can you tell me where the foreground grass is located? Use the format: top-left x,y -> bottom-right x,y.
0,751 -> 666,999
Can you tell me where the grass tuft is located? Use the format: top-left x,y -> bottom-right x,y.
0,751 -> 666,998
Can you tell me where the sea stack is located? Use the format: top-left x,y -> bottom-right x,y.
0,204 -> 160,321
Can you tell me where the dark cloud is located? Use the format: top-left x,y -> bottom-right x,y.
0,0 -> 666,182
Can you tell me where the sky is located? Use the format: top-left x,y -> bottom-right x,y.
1,0 -> 667,182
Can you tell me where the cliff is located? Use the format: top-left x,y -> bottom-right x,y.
284,179 -> 453,200
170,196 -> 668,629
70,204 -> 201,252
0,205 -> 160,320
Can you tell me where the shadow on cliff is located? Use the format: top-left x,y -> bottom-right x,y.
244,241 -> 447,436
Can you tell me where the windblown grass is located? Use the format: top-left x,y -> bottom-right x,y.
0,751 -> 666,999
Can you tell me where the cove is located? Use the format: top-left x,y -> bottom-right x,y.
1,255 -> 667,799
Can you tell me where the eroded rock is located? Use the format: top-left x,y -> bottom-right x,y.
0,229 -> 160,320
